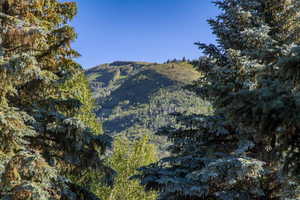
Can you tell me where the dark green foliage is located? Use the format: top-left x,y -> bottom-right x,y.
136,0 -> 300,199
0,1 -> 112,199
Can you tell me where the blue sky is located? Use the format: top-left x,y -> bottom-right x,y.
67,0 -> 219,68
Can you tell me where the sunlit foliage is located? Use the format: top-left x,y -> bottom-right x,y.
95,135 -> 158,200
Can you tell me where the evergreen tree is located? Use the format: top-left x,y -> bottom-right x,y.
0,1 -> 112,199
60,71 -> 103,134
136,0 -> 300,199
95,135 -> 158,200
171,58 -> 177,63
59,70 -> 110,193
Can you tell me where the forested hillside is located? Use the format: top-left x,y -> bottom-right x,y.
86,61 -> 211,156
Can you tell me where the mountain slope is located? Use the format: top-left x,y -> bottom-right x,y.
85,61 -> 210,156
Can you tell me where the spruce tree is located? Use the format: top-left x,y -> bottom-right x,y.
60,71 -> 103,135
0,1 -> 112,199
136,0 -> 300,199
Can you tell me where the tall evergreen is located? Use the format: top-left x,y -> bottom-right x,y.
0,1 -> 112,199
60,71 -> 103,134
136,0 -> 300,199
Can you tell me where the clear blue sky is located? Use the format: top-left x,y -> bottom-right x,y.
67,0 -> 219,68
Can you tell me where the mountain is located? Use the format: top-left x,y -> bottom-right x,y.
85,61 -> 210,156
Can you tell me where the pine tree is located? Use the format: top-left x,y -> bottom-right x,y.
0,1 -> 112,199
60,71 -> 103,134
136,0 -> 300,199
59,70 -> 111,192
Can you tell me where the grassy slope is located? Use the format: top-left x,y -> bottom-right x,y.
86,61 -> 210,157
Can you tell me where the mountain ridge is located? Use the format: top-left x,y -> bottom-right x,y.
85,61 -> 210,156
